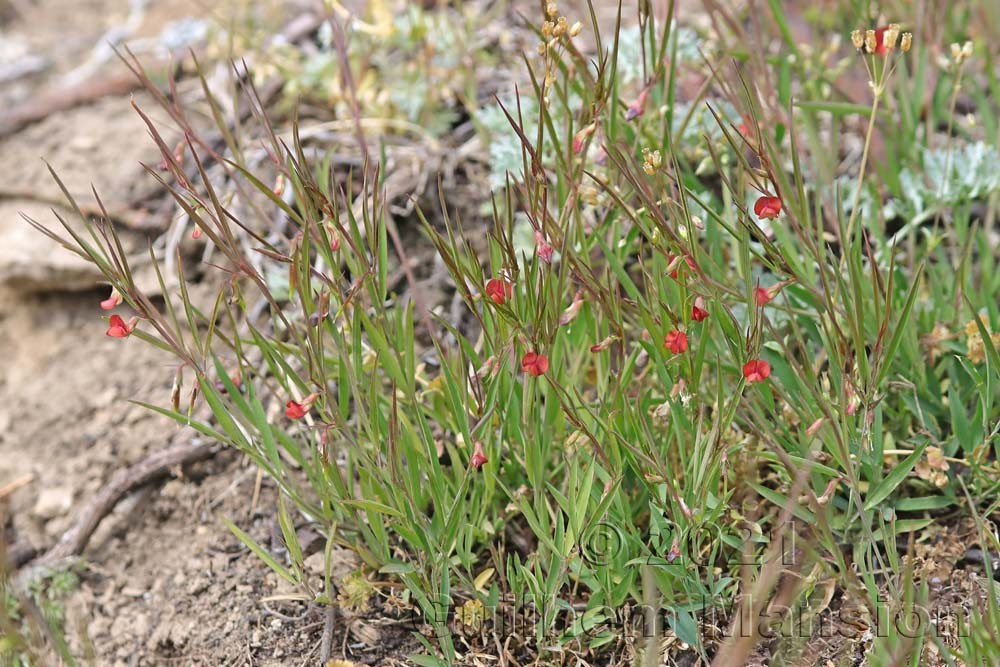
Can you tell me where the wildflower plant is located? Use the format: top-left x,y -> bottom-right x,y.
28,1 -> 1000,665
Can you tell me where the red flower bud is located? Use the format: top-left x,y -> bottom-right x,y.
100,289 -> 122,311
590,335 -> 616,353
625,87 -> 650,121
572,122 -> 596,154
535,232 -> 554,264
470,441 -> 488,469
691,297 -> 709,322
558,291 -> 584,326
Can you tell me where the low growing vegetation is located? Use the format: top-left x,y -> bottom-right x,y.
14,0 -> 1000,664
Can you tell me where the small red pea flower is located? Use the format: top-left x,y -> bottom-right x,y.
106,314 -> 137,338
742,359 -> 771,384
330,234 -> 341,251
664,330 -> 689,354
667,253 -> 697,279
754,195 -> 782,220
285,392 -> 319,420
873,26 -> 889,55
691,297 -> 709,322
485,278 -> 513,305
100,288 -> 122,311
535,232 -> 554,264
521,351 -> 549,376
285,401 -> 308,419
470,441 -> 488,470
191,225 -> 203,240
755,286 -> 772,306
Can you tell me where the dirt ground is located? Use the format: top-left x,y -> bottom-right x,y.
0,1 -> 360,664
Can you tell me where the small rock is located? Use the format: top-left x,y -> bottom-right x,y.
304,551 -> 326,577
33,485 -> 73,520
0,201 -> 103,291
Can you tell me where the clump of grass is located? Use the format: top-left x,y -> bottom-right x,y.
30,1 -> 1000,665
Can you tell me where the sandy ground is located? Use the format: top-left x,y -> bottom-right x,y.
0,1 -> 342,664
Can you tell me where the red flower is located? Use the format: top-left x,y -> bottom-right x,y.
285,393 -> 318,419
285,401 -> 307,419
742,359 -> 771,384
485,278 -> 513,305
664,330 -> 688,354
535,232 -> 554,264
755,286 -> 772,306
754,195 -> 782,220
691,297 -> 709,322
106,314 -> 136,338
873,26 -> 889,55
522,352 -> 549,376
330,235 -> 341,251
667,253 -> 697,279
100,289 -> 122,311
470,441 -> 488,470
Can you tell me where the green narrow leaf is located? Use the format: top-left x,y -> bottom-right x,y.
220,514 -> 297,584
864,444 -> 928,511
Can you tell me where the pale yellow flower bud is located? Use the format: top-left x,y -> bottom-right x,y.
641,147 -> 662,175
865,29 -> 877,54
569,21 -> 583,37
900,32 -> 912,52
961,41 -> 973,60
851,29 -> 864,50
883,24 -> 899,50
545,1 -> 558,17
